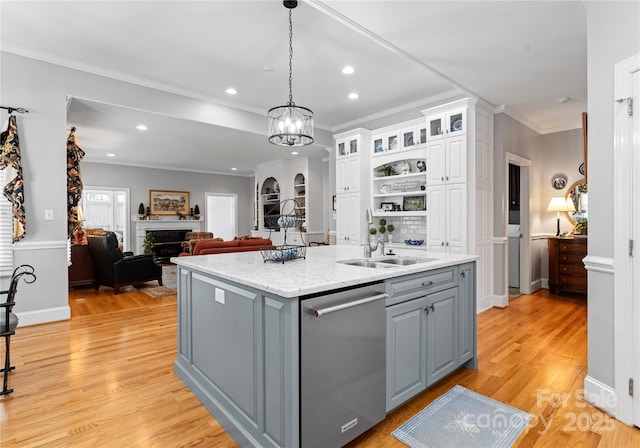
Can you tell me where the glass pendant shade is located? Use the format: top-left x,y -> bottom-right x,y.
268,2 -> 314,147
268,102 -> 314,146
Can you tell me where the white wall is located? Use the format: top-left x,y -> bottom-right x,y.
586,1 -> 640,390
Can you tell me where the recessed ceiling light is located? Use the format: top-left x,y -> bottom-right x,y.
226,88 -> 238,95
136,124 -> 147,131
231,167 -> 238,171
557,96 -> 570,104
291,151 -> 299,155
342,66 -> 355,75
348,92 -> 359,100
106,153 -> 115,157
264,66 -> 274,72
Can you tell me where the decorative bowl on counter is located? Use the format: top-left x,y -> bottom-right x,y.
404,239 -> 424,246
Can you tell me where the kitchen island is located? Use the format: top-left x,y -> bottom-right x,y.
173,245 -> 477,448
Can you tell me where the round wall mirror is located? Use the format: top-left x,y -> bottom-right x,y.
564,179 -> 588,225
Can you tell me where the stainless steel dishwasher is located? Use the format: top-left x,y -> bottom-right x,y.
301,282 -> 386,448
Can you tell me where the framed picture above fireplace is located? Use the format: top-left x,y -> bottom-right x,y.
149,190 -> 190,215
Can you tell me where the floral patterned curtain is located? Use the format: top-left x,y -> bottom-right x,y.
67,127 -> 85,238
0,115 -> 26,241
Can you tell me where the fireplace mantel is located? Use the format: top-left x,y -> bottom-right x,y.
132,218 -> 205,255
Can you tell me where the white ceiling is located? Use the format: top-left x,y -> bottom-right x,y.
0,1 -> 587,176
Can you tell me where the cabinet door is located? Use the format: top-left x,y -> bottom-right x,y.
426,185 -> 446,252
426,287 -> 458,386
386,296 -> 428,412
346,193 -> 361,244
337,139 -> 347,157
347,156 -> 361,192
446,135 -> 467,184
427,113 -> 445,141
446,184 -> 467,254
336,159 -> 348,193
401,128 -> 416,149
426,140 -> 446,185
458,263 -> 475,364
336,193 -> 361,245
348,137 -> 359,155
445,108 -> 466,137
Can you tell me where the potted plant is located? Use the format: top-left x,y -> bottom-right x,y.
378,218 -> 394,242
193,204 -> 200,220
369,228 -> 378,236
386,224 -> 395,243
138,203 -> 145,220
143,232 -> 155,256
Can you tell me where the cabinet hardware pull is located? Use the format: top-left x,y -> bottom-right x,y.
313,293 -> 387,317
461,271 -> 466,278
422,280 -> 434,287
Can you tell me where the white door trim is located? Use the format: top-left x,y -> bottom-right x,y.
499,152 -> 531,307
613,52 -> 640,425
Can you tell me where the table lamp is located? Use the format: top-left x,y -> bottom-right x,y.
547,196 -> 576,236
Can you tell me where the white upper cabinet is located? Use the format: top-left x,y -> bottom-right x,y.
426,107 -> 467,141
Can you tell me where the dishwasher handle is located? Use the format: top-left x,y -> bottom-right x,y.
313,293 -> 387,317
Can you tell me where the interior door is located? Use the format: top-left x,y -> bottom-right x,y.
206,193 -> 237,241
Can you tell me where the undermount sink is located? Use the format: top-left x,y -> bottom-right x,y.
377,256 -> 437,265
338,256 -> 437,269
338,259 -> 396,268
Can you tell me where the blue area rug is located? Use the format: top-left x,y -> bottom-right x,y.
391,385 -> 533,448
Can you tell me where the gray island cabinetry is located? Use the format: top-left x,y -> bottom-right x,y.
173,246 -> 477,448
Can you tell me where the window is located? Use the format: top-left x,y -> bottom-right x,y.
0,169 -> 13,277
81,187 -> 130,251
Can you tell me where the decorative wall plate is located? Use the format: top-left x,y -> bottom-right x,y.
552,173 -> 568,190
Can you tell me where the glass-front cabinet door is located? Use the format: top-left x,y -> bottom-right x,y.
426,108 -> 466,141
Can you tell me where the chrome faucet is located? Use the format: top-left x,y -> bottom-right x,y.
364,208 -> 385,257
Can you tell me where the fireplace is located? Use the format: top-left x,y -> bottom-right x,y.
132,218 -> 205,255
146,229 -> 189,263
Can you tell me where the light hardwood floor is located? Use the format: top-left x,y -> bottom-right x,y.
1,286 -> 640,447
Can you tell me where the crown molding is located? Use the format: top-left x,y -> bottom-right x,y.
85,159 -> 253,178
494,104 -> 581,135
332,89 -> 464,132
1,45 -> 335,132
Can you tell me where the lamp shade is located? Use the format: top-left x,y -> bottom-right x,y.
547,196 -> 576,212
76,205 -> 85,223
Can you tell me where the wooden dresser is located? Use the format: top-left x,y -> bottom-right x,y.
548,236 -> 587,295
68,244 -> 95,290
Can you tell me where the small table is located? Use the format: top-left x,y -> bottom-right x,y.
69,244 -> 94,289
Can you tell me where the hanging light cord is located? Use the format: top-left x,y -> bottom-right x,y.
288,9 -> 294,106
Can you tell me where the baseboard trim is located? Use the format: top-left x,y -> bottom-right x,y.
477,296 -> 494,313
18,306 -> 70,326
531,278 -> 543,292
492,293 -> 508,308
584,375 -> 617,418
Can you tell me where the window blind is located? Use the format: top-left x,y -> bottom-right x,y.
0,169 -> 13,276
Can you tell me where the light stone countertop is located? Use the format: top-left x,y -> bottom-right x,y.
172,245 -> 477,298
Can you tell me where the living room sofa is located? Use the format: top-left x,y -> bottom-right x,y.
184,238 -> 273,256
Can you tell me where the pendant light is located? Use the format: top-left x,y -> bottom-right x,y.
267,0 -> 314,147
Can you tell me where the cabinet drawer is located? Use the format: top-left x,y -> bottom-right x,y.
560,253 -> 585,265
386,267 -> 457,306
558,242 -> 587,255
560,275 -> 587,289
559,264 -> 586,277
